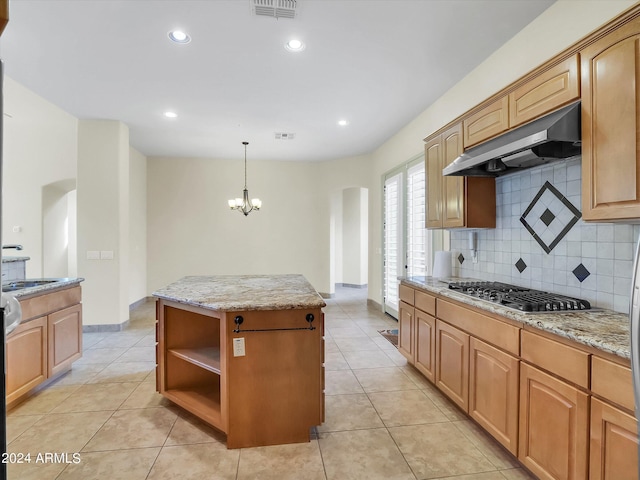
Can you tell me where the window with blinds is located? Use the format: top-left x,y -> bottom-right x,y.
383,156 -> 430,319
383,173 -> 402,315
407,162 -> 427,277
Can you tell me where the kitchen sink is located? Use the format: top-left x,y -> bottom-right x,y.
2,278 -> 65,292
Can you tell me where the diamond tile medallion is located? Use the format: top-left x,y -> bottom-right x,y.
515,258 -> 527,273
520,181 -> 581,254
572,263 -> 591,283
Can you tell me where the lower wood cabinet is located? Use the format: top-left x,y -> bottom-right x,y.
519,363 -> 589,480
414,310 -> 436,382
590,398 -> 639,480
398,301 -> 414,363
48,304 -> 83,377
435,320 -> 469,412
469,337 -> 519,455
6,316 -> 48,405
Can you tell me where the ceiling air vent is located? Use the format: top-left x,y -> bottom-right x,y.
275,132 -> 296,140
252,0 -> 297,19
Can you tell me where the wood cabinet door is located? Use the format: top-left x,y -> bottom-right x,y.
425,136 -> 443,228
48,304 -> 83,377
519,363 -> 589,480
469,337 -> 519,455
463,96 -> 509,148
414,310 -> 435,382
509,54 -> 580,128
442,123 -> 465,228
6,317 -> 48,405
581,17 -> 640,221
398,301 -> 414,363
590,397 -> 639,480
435,320 -> 469,412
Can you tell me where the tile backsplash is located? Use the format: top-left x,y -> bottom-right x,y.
450,157 -> 640,314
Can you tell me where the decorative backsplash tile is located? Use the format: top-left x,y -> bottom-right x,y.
450,157 -> 640,313
520,181 -> 581,253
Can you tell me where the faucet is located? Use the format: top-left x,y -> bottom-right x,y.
2,245 -> 23,251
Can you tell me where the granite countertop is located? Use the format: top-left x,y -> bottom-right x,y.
401,276 -> 630,360
153,274 -> 327,312
2,256 -> 30,263
5,277 -> 85,299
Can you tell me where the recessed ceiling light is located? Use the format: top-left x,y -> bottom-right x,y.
338,119 -> 349,126
285,39 -> 305,52
168,30 -> 191,44
164,111 -> 178,118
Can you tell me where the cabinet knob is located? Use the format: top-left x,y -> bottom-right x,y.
234,315 -> 244,326
305,313 -> 314,323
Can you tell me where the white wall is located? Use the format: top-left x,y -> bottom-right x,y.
342,187 -> 368,286
2,76 -> 78,277
77,120 -> 130,327
146,154 -> 372,296
129,147 -> 147,305
367,0 -> 638,307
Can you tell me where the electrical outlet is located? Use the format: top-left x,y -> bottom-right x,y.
233,337 -> 246,357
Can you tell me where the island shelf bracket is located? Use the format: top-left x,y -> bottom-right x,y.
232,314 -> 316,333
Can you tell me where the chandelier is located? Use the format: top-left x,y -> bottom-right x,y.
228,141 -> 262,216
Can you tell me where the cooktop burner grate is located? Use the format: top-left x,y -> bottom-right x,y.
448,281 -> 591,312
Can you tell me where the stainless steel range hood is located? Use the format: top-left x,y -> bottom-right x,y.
443,101 -> 581,177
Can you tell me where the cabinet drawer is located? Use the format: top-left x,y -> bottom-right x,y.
463,97 -> 509,148
591,356 -> 634,412
20,286 -> 81,321
437,299 -> 520,355
415,290 -> 436,316
399,284 -> 415,305
521,330 -> 589,388
509,54 -> 580,127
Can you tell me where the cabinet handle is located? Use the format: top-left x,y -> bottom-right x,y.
233,313 -> 316,333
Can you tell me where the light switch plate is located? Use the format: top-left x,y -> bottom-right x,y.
86,250 -> 100,260
100,250 -> 114,260
233,337 -> 246,357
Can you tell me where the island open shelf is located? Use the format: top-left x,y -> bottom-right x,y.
154,274 -> 326,449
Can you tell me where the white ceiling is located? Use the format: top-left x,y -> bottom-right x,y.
0,0 -> 556,162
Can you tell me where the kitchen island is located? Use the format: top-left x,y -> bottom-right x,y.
153,274 -> 326,449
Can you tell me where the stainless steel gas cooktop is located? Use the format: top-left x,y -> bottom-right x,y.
447,281 -> 591,313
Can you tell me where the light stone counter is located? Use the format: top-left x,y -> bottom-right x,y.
2,256 -> 30,263
153,274 -> 326,312
401,276 -> 630,360
7,277 -> 84,299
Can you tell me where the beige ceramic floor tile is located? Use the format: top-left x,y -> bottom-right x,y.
114,346 -> 156,362
49,362 -> 109,386
56,447 -> 160,480
318,394 -> 383,432
120,380 -> 172,409
75,347 -> 127,364
83,407 -> 177,451
372,334 -> 399,351
9,410 -> 113,454
326,326 -> 368,338
165,411 -> 227,446
52,382 -> 139,413
319,428 -> 415,480
147,443 -> 239,480
87,361 -> 155,383
368,390 -> 448,427
237,440 -> 325,480
92,333 -> 147,349
398,365 -> 438,390
352,367 -> 418,393
82,332 -> 107,349
454,420 -> 520,469
7,458 -> 68,480
383,347 -> 410,366
430,472 -> 506,480
324,338 -> 340,353
6,414 -> 42,444
324,351 -> 351,371
324,370 -> 364,395
389,423 -> 496,479
341,349 -> 397,369
333,336 -> 383,352
8,385 -> 81,416
499,468 -> 538,479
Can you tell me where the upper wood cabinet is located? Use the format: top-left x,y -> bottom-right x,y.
509,54 -> 580,128
581,16 -> 640,221
425,123 -> 496,229
463,97 -> 509,148
0,0 -> 8,37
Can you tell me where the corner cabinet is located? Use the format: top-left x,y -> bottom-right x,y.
425,123 -> 496,229
581,16 -> 640,221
